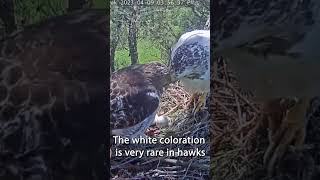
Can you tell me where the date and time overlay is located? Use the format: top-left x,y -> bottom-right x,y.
113,0 -> 200,6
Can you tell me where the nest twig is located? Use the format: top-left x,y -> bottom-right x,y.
111,82 -> 210,179
211,58 -> 267,180
211,58 -> 320,180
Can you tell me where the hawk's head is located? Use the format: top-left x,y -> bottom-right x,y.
169,30 -> 210,82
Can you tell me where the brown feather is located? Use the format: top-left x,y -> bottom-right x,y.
110,62 -> 171,136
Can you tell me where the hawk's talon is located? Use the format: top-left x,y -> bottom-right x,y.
189,93 -> 207,115
263,97 -> 309,176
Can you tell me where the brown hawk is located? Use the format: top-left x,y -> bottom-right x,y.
0,9 -> 107,180
110,62 -> 171,139
213,0 -> 320,175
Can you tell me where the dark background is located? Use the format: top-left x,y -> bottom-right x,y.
0,0 -> 110,180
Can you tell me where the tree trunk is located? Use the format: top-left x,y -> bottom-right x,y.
128,2 -> 139,65
0,0 -> 17,35
110,19 -> 123,72
68,0 -> 88,12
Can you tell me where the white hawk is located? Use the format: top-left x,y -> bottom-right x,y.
170,30 -> 210,114
213,0 -> 320,175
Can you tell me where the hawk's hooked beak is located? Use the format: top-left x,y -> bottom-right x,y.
161,73 -> 174,87
169,73 -> 178,83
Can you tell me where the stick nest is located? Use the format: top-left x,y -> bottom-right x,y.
211,58 -> 268,180
111,81 -> 210,179
212,58 -> 320,180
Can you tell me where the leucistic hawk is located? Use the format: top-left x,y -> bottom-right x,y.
213,0 -> 320,175
170,30 -> 210,114
110,62 -> 171,139
0,10 -> 107,180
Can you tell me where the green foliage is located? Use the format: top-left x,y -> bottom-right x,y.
92,0 -> 107,8
115,38 -> 161,70
14,0 -> 108,27
14,0 -> 65,26
11,0 -> 209,71
111,1 -> 210,71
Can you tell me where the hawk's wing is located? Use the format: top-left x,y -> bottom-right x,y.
213,0 -> 320,100
110,64 -> 160,134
